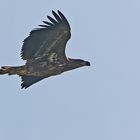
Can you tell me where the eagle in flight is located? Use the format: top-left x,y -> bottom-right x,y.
0,10 -> 90,89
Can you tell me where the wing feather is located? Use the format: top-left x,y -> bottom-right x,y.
52,10 -> 62,22
47,16 -> 58,24
39,25 -> 49,28
58,10 -> 69,25
43,21 -> 54,26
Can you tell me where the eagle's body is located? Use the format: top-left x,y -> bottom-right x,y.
0,10 -> 90,89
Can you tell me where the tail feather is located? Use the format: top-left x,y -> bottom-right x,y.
0,66 -> 25,75
0,66 -> 15,75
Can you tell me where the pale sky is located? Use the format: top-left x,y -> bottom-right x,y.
0,0 -> 140,140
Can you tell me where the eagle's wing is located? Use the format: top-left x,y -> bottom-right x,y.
21,76 -> 45,89
21,10 -> 71,62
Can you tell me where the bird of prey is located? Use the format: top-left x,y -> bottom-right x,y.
0,10 -> 90,89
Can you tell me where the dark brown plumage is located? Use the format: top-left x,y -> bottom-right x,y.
0,10 -> 90,89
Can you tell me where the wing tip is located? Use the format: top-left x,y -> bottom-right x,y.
52,10 -> 60,14
21,83 -> 28,89
21,81 -> 30,89
57,10 -> 62,15
52,10 -> 56,14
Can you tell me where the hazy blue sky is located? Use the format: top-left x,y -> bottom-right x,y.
0,0 -> 140,140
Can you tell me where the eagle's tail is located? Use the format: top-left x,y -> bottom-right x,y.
0,66 -> 25,75
0,66 -> 17,75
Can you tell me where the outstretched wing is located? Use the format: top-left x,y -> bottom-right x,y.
21,10 -> 71,62
21,76 -> 45,89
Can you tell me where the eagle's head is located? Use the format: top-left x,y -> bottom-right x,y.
76,59 -> 91,66
68,58 -> 91,67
